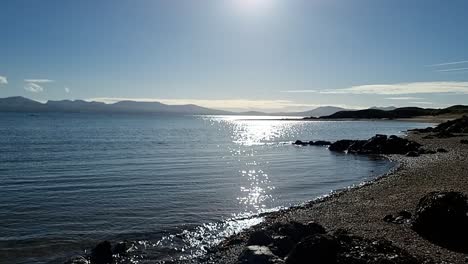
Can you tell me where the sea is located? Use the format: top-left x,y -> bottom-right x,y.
0,113 -> 432,263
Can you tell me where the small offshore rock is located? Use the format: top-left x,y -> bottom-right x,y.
293,140 -> 308,146
285,234 -> 338,264
90,241 -> 113,264
238,245 -> 283,264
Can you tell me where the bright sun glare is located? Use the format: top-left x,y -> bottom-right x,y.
233,0 -> 275,14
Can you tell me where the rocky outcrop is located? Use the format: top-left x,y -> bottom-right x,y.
238,222 -> 425,264
329,135 -> 421,155
412,116 -> 468,137
433,115 -> 468,133
412,191 -> 468,252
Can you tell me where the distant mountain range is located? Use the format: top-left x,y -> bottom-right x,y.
2,96 -> 463,118
0,96 -> 349,116
0,96 -> 231,115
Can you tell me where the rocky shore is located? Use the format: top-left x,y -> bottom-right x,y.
199,116 -> 468,264
69,117 -> 468,264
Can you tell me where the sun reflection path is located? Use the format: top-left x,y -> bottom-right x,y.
220,117 -> 304,213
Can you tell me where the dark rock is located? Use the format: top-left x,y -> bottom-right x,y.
383,210 -> 412,224
64,256 -> 89,264
437,148 -> 448,153
90,241 -> 113,264
329,135 -> 421,155
247,230 -> 273,246
112,242 -> 128,256
412,191 -> 468,252
409,127 -> 434,133
406,151 -> 420,157
285,234 -> 338,264
461,139 -> 468,144
308,141 -> 315,145
383,214 -> 394,223
311,140 -> 332,146
293,140 -> 307,145
238,245 -> 283,264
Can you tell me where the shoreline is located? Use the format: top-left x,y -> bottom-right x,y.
201,130 -> 468,263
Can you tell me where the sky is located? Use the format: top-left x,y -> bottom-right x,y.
1,0 -> 468,112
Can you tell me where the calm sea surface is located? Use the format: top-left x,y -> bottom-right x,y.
0,113 -> 432,263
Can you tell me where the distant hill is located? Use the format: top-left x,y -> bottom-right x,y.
319,106 -> 468,119
370,106 -> 397,111
0,96 -> 231,115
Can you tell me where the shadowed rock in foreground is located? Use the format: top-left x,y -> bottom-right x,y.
237,222 -> 422,264
412,191 -> 468,253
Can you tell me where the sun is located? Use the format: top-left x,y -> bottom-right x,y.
232,0 -> 275,14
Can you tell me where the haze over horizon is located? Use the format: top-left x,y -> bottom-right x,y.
1,0 -> 468,112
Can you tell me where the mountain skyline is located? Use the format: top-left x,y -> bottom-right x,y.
0,96 -> 461,118
1,1 -> 468,111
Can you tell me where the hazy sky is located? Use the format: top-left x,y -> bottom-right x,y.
1,0 -> 468,112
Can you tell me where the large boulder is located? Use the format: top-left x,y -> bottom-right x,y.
90,241 -> 113,264
412,191 -> 468,252
285,234 -> 338,264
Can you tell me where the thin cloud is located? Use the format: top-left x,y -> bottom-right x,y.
24,82 -> 44,93
0,75 -> 7,85
24,78 -> 54,93
320,82 -> 468,95
436,67 -> 468,72
65,87 -> 70,93
409,101 -> 433,105
281,90 -> 317,93
385,97 -> 423,100
24,79 -> 54,83
427,60 -> 468,67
